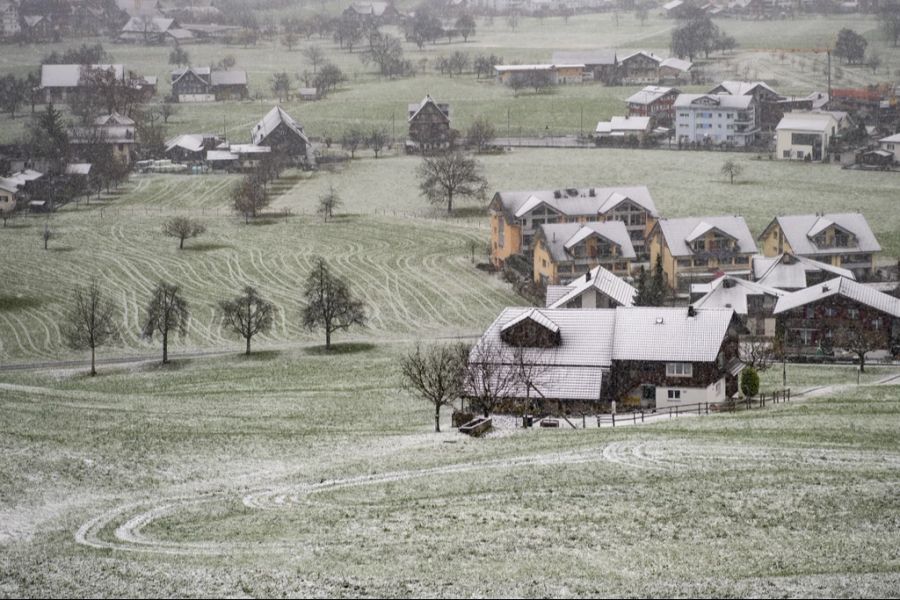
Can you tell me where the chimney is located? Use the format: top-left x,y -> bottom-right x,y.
687,306 -> 697,318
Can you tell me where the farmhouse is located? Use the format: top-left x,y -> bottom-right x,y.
494,64 -> 585,86
648,215 -> 758,292
551,50 -> 617,84
618,51 -> 662,85
119,16 -> 193,43
774,277 -> 900,359
466,305 -> 743,413
595,115 -> 653,142
775,112 -> 840,161
69,112 -> 136,165
758,213 -> 881,278
164,134 -> 222,163
170,66 -> 249,102
878,133 -> 900,164
250,107 -> 310,165
40,63 -> 123,103
407,95 -> 451,151
658,58 -> 692,83
532,220 -> 636,285
692,274 -> 785,337
489,185 -> 658,267
545,265 -> 637,309
342,2 -> 400,24
626,86 -> 680,127
752,252 -> 855,291
674,93 -> 759,147
0,169 -> 43,211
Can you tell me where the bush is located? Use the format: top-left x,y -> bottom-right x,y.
740,367 -> 760,398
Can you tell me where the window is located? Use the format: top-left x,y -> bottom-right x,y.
824,307 -> 837,317
498,218 -> 505,248
667,389 -> 681,400
873,317 -> 882,330
783,150 -> 791,158
666,362 -> 693,377
804,306 -> 815,319
848,308 -> 860,320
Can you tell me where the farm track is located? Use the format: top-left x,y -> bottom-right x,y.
72,438 -> 900,557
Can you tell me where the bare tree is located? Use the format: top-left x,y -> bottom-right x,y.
220,286 -> 276,355
302,45 -> 326,73
834,321 -> 885,373
282,30 -> 299,51
367,127 -> 389,158
41,223 -> 53,250
317,184 -> 341,222
141,282 -> 189,364
232,176 -> 269,223
739,338 -> 774,371
466,116 -> 496,152
721,159 -> 743,184
162,216 -> 206,250
462,341 -> 519,417
417,150 -> 489,213
301,256 -> 367,349
159,99 -> 178,124
400,343 -> 467,432
61,280 -> 118,376
341,126 -> 365,158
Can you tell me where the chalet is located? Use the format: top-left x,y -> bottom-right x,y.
708,80 -> 783,131
0,169 -> 43,212
674,93 -> 759,147
164,133 -> 222,163
494,64 -> 585,86
0,1 -> 21,38
119,16 -> 193,43
21,14 -> 55,41
758,213 -> 880,278
533,221 -> 636,285
618,51 -> 662,85
777,91 -> 830,113
551,50 -> 617,84
40,64 -> 124,104
170,66 -> 249,102
250,107 -> 310,165
692,275 -> 785,337
775,112 -> 840,161
626,86 -> 680,127
774,277 -> 900,359
659,58 -> 692,83
69,112 -> 136,165
545,265 -> 637,309
648,215 -> 758,292
878,133 -> 900,163
342,2 -> 400,24
407,95 -> 451,152
465,305 -> 743,414
752,252 -> 855,291
490,185 -> 659,267
594,116 -> 653,142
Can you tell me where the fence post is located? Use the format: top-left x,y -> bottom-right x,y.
697,403 -> 701,415
705,402 -> 708,415
582,414 -> 586,429
675,405 -> 679,417
787,388 -> 791,402
641,410 -> 644,423
633,413 -> 636,424
611,413 -> 615,427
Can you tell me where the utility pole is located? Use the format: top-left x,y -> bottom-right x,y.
507,106 -> 510,149
580,105 -> 583,138
827,50 -> 832,100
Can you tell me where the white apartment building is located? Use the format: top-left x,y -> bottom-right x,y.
674,94 -> 758,147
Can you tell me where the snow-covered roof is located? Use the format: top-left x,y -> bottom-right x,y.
251,106 -> 309,147
206,150 -> 238,161
753,253 -> 854,290
675,94 -> 754,109
501,308 -> 560,335
65,163 -> 92,176
230,144 -> 271,154
879,133 -> 900,143
496,186 -> 658,222
692,275 -> 785,314
407,94 -> 449,123
347,2 -> 392,16
596,116 -> 652,134
121,16 -> 175,33
712,80 -> 779,97
776,112 -> 835,132
660,57 -> 692,72
763,213 -> 881,256
551,50 -> 616,66
774,277 -> 900,317
210,70 -> 247,86
548,265 -> 637,309
494,64 -> 583,72
620,51 -> 662,64
655,216 -> 756,257
537,221 -> 637,262
612,307 -> 735,362
94,112 -> 135,126
626,86 -> 677,106
165,134 -> 206,153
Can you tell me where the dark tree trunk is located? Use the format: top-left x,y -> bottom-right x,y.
90,346 -> 96,376
246,335 -> 251,355
434,405 -> 441,432
179,237 -> 184,249
325,327 -> 331,349
162,329 -> 169,364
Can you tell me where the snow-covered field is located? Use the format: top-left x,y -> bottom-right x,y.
1,350 -> 899,597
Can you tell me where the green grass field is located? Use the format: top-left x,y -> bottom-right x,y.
1,347 -> 899,597
0,13 -> 896,142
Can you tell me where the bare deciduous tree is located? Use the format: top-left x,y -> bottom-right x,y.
417,150 -> 488,214
162,216 -> 206,250
367,127 -> 389,158
400,343 -> 468,432
739,338 -> 774,371
834,321 -> 885,373
141,282 -> 189,364
721,159 -> 743,184
61,280 -> 118,376
466,116 -> 496,153
220,286 -> 276,355
462,341 -> 519,417
302,45 -> 325,73
232,176 -> 269,223
301,256 -> 367,349
317,184 -> 341,222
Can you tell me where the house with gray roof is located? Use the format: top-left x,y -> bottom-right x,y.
692,274 -> 785,337
69,113 -> 137,165
545,265 -> 637,309
752,252 -> 855,291
250,106 -> 311,165
551,50 -> 618,84
758,213 -> 881,279
120,16 -> 193,43
533,221 -> 636,285
490,185 -> 659,267
648,215 -> 757,292
465,305 -> 744,413
170,66 -> 248,102
407,95 -> 450,152
878,132 -> 900,164
626,85 -> 680,127
708,80 -> 783,130
40,64 -> 124,103
773,277 -> 900,360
